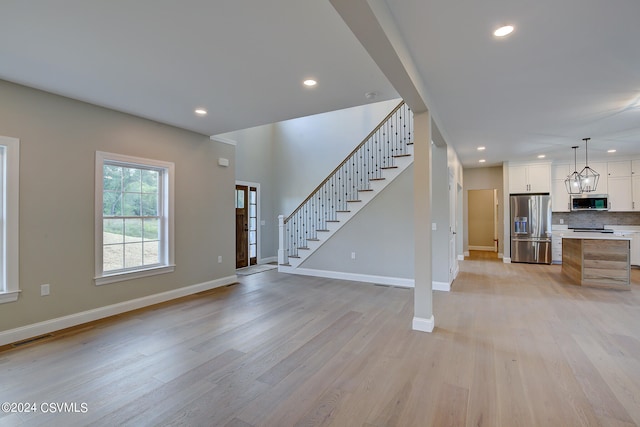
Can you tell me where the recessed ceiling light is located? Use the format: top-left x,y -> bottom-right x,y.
494,25 -> 514,37
194,108 -> 207,116
537,154 -> 546,159
608,149 -> 617,153
477,146 -> 486,151
303,79 -> 317,87
479,159 -> 486,163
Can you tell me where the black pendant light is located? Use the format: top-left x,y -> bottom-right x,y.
564,146 -> 581,194
578,137 -> 599,192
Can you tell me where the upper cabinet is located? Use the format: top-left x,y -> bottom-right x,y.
551,164 -> 570,212
607,160 -> 632,178
509,163 -> 550,194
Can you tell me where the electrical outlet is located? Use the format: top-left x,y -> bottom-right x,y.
432,223 -> 437,230
351,252 -> 356,260
218,256 -> 222,263
41,284 -> 50,296
559,219 -> 564,224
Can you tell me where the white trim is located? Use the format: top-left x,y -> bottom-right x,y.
432,281 -> 451,292
95,265 -> 176,286
0,275 -> 237,347
503,257 -> 512,263
210,136 -> 237,146
412,315 -> 435,333
468,245 -> 496,251
95,151 -> 175,284
0,136 -> 19,304
457,254 -> 465,261
259,256 -> 277,264
0,290 -> 20,304
279,265 -> 414,288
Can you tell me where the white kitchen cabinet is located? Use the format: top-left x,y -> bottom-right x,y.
509,163 -> 550,194
607,176 -> 633,211
552,234 -> 563,264
607,160 -> 632,178
551,179 -> 570,212
551,164 -> 571,180
632,233 -> 640,266
633,175 -> 640,211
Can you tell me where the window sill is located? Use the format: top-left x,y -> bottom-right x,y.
0,290 -> 21,304
95,265 -> 176,286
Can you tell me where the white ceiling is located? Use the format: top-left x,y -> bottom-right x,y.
1,0 -> 639,168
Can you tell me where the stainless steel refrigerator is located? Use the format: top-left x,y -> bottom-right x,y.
510,194 -> 552,264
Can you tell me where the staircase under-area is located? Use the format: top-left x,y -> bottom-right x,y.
278,101 -> 414,272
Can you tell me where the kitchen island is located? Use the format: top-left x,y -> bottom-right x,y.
562,233 -> 631,289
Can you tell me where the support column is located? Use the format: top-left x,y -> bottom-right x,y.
412,110 -> 434,332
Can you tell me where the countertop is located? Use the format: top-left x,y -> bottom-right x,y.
560,232 -> 631,240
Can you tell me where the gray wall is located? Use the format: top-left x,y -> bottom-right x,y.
463,166 -> 505,254
301,165 -> 414,278
220,125 -> 278,261
0,80 -> 235,331
431,143 -> 449,283
223,98 -> 402,260
272,99 -> 402,216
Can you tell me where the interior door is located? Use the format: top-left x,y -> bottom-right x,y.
236,185 -> 248,268
449,170 -> 457,282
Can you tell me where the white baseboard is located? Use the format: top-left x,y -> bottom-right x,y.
279,266 -> 414,288
503,257 -> 511,263
468,245 -> 496,251
457,254 -> 465,261
259,256 -> 277,264
433,281 -> 451,292
0,275 -> 238,347
412,315 -> 435,333
279,266 -> 453,292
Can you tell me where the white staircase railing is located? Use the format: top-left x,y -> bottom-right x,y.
278,101 -> 413,266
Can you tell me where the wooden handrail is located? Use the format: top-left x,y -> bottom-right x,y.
285,101 -> 406,223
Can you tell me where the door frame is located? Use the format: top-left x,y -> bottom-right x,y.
236,180 -> 261,268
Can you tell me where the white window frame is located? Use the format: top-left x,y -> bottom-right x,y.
95,151 -> 175,285
0,136 -> 20,304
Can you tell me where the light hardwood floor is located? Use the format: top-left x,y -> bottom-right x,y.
1,254 -> 640,426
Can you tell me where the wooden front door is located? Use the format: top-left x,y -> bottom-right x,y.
236,185 -> 248,268
236,184 -> 258,268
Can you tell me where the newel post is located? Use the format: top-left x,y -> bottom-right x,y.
278,215 -> 287,265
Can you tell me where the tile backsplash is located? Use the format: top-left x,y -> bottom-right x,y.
552,211 -> 640,228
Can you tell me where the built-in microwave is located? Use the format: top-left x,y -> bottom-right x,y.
570,194 -> 609,211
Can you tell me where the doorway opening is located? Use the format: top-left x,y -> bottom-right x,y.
468,189 -> 498,252
236,183 -> 258,268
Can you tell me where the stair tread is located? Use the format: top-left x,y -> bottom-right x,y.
381,166 -> 398,169
326,220 -> 340,222
392,153 -> 411,157
370,178 -> 386,181
358,189 -> 373,192
336,210 -> 351,213
307,238 -> 320,241
279,263 -> 291,266
298,247 -> 310,250
289,255 -> 300,259
317,229 -> 330,232
346,200 -> 362,203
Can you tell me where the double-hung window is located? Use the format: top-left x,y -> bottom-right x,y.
0,136 -> 19,304
95,152 -> 174,285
